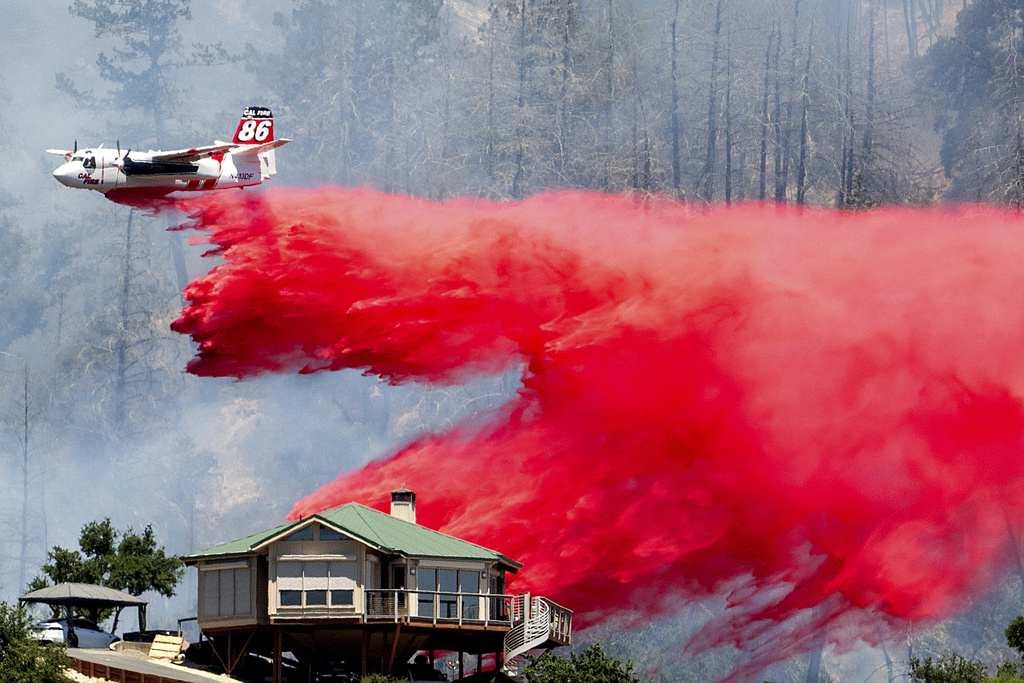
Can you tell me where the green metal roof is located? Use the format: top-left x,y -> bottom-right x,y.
183,520 -> 297,561
184,503 -> 522,572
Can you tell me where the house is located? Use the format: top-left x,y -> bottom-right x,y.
183,490 -> 571,682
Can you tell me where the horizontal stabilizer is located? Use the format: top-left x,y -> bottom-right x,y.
232,138 -> 291,157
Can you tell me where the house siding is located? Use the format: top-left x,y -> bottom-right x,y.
269,538 -> 363,618
196,557 -> 259,629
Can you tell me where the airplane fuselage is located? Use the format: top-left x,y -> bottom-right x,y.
52,148 -> 264,195
48,106 -> 288,203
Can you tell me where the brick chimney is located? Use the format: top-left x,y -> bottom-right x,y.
390,488 -> 416,524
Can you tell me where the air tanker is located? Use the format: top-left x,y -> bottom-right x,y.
47,106 -> 290,203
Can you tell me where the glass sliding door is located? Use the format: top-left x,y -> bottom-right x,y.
417,568 -> 436,618
414,566 -> 485,620
460,570 -> 480,619
438,569 -> 458,618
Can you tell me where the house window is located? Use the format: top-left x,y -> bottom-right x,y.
282,526 -> 315,542
417,567 -> 481,619
202,564 -> 251,618
282,523 -> 348,542
277,560 -> 357,609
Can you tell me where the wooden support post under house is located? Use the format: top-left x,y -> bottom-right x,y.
272,628 -> 283,683
360,629 -> 368,678
386,623 -> 402,675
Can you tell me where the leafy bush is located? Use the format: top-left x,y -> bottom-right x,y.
0,602 -> 70,683
524,644 -> 641,683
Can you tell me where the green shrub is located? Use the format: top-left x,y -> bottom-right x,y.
524,644 -> 641,683
0,602 -> 70,683
909,653 -> 989,683
360,674 -> 408,683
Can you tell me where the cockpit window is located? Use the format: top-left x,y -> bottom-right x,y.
71,155 -> 83,162
83,156 -> 96,169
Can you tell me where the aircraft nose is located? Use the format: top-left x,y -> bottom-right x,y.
53,163 -> 77,187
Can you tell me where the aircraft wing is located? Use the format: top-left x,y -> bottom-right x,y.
46,149 -> 74,159
149,143 -> 236,163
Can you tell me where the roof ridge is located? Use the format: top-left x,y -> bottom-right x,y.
337,503 -> 393,550
345,503 -> 523,569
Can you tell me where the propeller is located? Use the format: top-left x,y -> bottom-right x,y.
114,140 -> 132,171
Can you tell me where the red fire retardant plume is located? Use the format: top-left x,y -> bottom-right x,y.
172,188 -> 1024,678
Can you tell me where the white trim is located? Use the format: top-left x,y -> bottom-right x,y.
199,560 -> 250,571
252,517 -> 384,553
416,560 -> 485,570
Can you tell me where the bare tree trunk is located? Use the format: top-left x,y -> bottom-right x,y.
115,209 -> 134,435
671,0 -> 682,192
902,0 -> 918,59
805,637 -> 825,683
864,2 -> 877,165
796,21 -> 814,205
512,0 -> 529,198
440,0 -> 454,192
915,0 -> 936,47
631,95 -> 652,191
773,24 -> 785,201
844,17 -> 856,200
725,31 -> 734,205
486,5 -> 497,183
778,0 -> 802,203
555,0 -> 573,179
1009,11 -> 1024,208
759,22 -> 775,201
883,0 -> 892,71
18,365 -> 30,593
153,108 -> 188,298
604,0 -> 615,189
882,644 -> 895,683
701,0 -> 723,201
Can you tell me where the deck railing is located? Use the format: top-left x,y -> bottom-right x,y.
542,598 -> 572,645
364,589 -> 513,627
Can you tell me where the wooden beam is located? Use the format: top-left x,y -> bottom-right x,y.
227,628 -> 258,675
386,622 -> 403,676
272,628 -> 283,683
360,629 -> 368,678
208,636 -> 231,675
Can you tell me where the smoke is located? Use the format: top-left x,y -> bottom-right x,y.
171,188 -> 1024,678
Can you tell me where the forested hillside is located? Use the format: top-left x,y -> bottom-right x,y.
269,0 -> 949,204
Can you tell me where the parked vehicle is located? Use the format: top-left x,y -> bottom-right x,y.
30,617 -> 119,649
121,629 -> 177,643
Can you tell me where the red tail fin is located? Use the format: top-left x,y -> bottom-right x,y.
232,106 -> 275,145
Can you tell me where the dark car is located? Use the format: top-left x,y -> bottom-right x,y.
121,629 -> 178,643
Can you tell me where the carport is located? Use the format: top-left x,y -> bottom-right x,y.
20,582 -> 148,642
